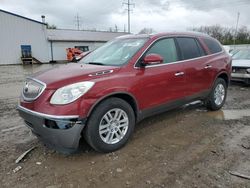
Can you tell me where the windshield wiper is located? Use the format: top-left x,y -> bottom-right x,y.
87,62 -> 105,65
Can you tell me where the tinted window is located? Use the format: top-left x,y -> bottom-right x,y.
196,40 -> 206,56
176,37 -> 202,60
75,46 -> 89,52
203,38 -> 222,54
146,38 -> 178,64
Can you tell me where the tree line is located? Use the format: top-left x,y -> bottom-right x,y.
190,25 -> 250,45
138,25 -> 250,45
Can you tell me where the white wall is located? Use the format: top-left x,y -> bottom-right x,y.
51,41 -> 105,61
0,11 -> 50,64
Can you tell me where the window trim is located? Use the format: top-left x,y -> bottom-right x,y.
134,36 -> 224,69
195,38 -> 207,56
143,37 -> 180,65
135,36 -> 179,67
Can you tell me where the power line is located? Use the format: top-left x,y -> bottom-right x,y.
123,0 -> 135,33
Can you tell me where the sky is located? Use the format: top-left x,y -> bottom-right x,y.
0,0 -> 250,33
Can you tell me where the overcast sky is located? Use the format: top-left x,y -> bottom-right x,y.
1,0 -> 250,33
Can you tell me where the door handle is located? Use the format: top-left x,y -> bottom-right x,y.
204,65 -> 212,69
175,72 -> 185,76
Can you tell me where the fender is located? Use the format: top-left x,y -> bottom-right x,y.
213,70 -> 230,87
86,91 -> 140,120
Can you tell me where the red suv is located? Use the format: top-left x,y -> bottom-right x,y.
17,32 -> 231,153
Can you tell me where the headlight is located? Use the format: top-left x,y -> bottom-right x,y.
50,81 -> 94,105
247,68 -> 250,73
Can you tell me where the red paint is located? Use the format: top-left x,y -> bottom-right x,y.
20,32 -> 231,119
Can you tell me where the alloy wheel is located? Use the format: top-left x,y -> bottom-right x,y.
214,83 -> 225,106
99,108 -> 129,144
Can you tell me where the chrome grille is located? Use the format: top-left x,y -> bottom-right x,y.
22,78 -> 46,101
232,67 -> 249,74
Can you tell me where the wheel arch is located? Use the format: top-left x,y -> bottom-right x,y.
87,92 -> 139,121
215,71 -> 230,87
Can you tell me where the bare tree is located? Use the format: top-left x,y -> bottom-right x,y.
138,28 -> 155,34
190,25 -> 250,44
46,23 -> 57,29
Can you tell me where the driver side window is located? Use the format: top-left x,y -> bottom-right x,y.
146,38 -> 178,64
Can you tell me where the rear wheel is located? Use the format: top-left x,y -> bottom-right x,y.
84,97 -> 135,153
205,78 -> 227,111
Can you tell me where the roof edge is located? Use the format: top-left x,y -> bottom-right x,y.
48,39 -> 108,42
0,9 -> 46,25
47,28 -> 129,34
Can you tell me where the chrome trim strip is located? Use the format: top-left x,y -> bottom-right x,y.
133,35 -> 224,69
17,105 -> 79,120
143,52 -> 224,68
88,69 -> 114,77
22,77 -> 47,101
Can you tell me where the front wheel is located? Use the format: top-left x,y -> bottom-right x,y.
84,97 -> 135,153
205,78 -> 227,111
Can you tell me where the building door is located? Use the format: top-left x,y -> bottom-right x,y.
21,45 -> 32,58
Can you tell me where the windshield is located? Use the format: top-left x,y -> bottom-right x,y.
232,49 -> 250,60
80,38 -> 148,66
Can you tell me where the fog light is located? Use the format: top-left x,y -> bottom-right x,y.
44,119 -> 75,129
247,68 -> 250,73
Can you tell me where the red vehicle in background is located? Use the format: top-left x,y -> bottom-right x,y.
18,32 -> 231,153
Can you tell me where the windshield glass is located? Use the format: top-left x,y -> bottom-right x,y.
232,49 -> 250,60
80,38 -> 148,66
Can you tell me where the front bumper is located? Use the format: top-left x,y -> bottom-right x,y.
231,73 -> 250,84
17,105 -> 86,153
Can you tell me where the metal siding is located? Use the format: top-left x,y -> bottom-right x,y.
0,11 -> 50,64
47,29 -> 128,42
52,41 -> 105,61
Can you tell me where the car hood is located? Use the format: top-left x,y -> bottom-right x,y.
232,59 -> 250,68
32,63 -> 120,89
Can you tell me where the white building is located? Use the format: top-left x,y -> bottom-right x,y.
47,29 -> 126,62
0,9 -> 127,65
0,9 -> 50,65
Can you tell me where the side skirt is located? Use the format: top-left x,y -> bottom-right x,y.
137,90 -> 210,122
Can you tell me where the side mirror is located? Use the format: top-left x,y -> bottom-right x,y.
142,53 -> 164,66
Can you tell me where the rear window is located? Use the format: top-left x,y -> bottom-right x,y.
176,37 -> 203,60
203,38 -> 222,54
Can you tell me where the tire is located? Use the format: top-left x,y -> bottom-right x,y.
205,78 -> 227,111
84,97 -> 135,153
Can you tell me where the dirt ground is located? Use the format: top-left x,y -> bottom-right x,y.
0,64 -> 250,188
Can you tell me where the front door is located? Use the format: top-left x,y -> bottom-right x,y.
135,38 -> 187,111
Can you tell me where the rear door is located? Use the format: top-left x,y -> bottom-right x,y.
175,37 -> 213,96
136,38 -> 187,110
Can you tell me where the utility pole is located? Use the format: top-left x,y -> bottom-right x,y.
234,12 -> 240,48
75,13 -> 81,30
123,0 -> 135,33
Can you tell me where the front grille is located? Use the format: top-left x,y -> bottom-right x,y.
232,67 -> 249,74
22,78 -> 46,101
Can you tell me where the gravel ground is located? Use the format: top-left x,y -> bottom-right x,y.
0,64 -> 250,188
